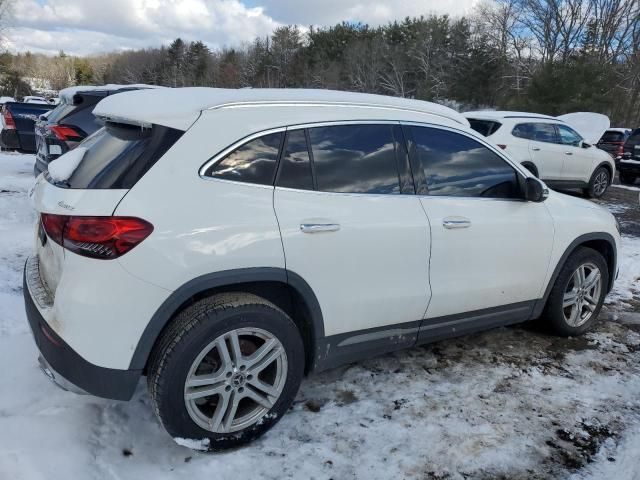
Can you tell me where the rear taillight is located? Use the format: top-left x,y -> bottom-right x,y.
2,108 -> 15,129
48,125 -> 85,142
616,144 -> 624,156
40,214 -> 153,259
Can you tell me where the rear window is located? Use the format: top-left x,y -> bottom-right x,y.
600,131 -> 625,143
46,102 -> 76,124
467,119 -> 502,137
624,129 -> 640,147
51,122 -> 183,189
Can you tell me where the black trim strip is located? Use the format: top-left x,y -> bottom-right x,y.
417,301 -> 534,344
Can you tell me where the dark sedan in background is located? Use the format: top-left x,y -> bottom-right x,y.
1,102 -> 55,152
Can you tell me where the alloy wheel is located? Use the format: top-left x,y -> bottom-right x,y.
562,262 -> 602,327
184,327 -> 287,433
593,171 -> 609,196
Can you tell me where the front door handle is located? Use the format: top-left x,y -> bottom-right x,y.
443,217 -> 471,229
565,151 -> 573,155
300,223 -> 341,233
531,146 -> 541,151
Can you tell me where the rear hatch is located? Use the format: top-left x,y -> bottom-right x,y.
31,121 -> 183,299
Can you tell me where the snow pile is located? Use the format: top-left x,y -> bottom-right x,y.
173,438 -> 210,451
59,84 -> 162,104
47,147 -> 86,182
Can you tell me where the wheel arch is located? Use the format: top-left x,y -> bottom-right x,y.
130,268 -> 324,374
531,232 -> 617,319
593,161 -> 614,181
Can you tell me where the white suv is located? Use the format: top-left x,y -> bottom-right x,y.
25,89 -> 620,449
464,111 -> 615,198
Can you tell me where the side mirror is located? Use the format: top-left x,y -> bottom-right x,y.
581,141 -> 591,148
525,177 -> 548,202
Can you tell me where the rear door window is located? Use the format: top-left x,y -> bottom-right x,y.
277,129 -> 314,190
205,132 -> 283,186
308,124 -> 401,194
55,122 -> 183,189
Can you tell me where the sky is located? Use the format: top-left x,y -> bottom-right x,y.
5,0 -> 479,56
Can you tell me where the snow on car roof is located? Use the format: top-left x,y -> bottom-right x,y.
59,84 -> 162,104
93,87 -> 471,131
463,110 -> 559,121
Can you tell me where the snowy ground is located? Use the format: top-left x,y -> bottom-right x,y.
1,152 -> 639,479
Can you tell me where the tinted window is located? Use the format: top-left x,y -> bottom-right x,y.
409,126 -> 520,199
468,119 -> 502,137
512,122 -> 558,143
600,131 -> 625,143
277,130 -> 313,190
624,129 -> 640,151
557,125 -> 582,146
55,122 -> 183,189
309,124 -> 400,194
206,132 -> 283,185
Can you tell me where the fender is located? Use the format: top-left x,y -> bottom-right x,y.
593,161 -> 614,178
128,267 -> 325,370
530,232 -> 617,319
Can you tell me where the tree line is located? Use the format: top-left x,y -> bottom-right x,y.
1,0 -> 639,125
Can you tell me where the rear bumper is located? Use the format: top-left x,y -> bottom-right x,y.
23,263 -> 141,401
1,129 -> 20,149
619,160 -> 640,176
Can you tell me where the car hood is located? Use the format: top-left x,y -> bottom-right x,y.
556,112 -> 610,145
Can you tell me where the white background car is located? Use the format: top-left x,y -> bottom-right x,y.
464,111 -> 615,198
26,88 -> 620,450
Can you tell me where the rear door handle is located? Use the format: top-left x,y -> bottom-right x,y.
531,147 -> 541,151
443,217 -> 471,229
300,223 -> 340,233
565,151 -> 573,155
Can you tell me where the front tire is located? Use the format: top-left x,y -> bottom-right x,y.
148,293 -> 305,450
584,167 -> 610,198
542,247 -> 609,337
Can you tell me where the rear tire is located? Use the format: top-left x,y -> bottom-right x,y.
619,172 -> 637,185
584,167 -> 610,198
542,247 -> 609,337
147,293 -> 305,450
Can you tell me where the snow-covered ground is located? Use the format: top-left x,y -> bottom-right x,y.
1,152 -> 639,479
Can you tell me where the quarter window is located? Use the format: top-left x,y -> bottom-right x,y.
409,126 -> 520,199
308,124 -> 401,194
205,132 -> 283,185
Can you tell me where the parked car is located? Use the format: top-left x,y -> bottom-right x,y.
23,95 -> 49,104
618,128 -> 640,185
26,88 -> 620,450
464,111 -> 615,198
1,101 -> 55,152
597,128 -> 632,160
34,84 -> 159,176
